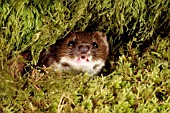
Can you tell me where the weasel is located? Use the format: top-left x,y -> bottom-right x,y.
11,31 -> 109,76
38,31 -> 109,75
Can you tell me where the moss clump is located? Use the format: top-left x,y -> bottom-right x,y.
0,0 -> 170,112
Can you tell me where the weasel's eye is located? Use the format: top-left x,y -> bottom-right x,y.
67,41 -> 75,46
92,42 -> 98,48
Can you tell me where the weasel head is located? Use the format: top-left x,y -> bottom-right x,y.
53,31 -> 109,75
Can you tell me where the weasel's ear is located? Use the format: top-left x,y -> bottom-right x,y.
65,32 -> 76,38
93,31 -> 107,39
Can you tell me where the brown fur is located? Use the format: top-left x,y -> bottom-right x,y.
39,31 -> 109,66
12,31 -> 109,76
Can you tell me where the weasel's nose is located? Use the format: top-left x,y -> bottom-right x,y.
78,44 -> 90,54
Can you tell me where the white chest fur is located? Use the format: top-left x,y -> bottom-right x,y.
51,57 -> 105,75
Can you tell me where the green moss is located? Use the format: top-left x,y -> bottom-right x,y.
0,0 -> 170,112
